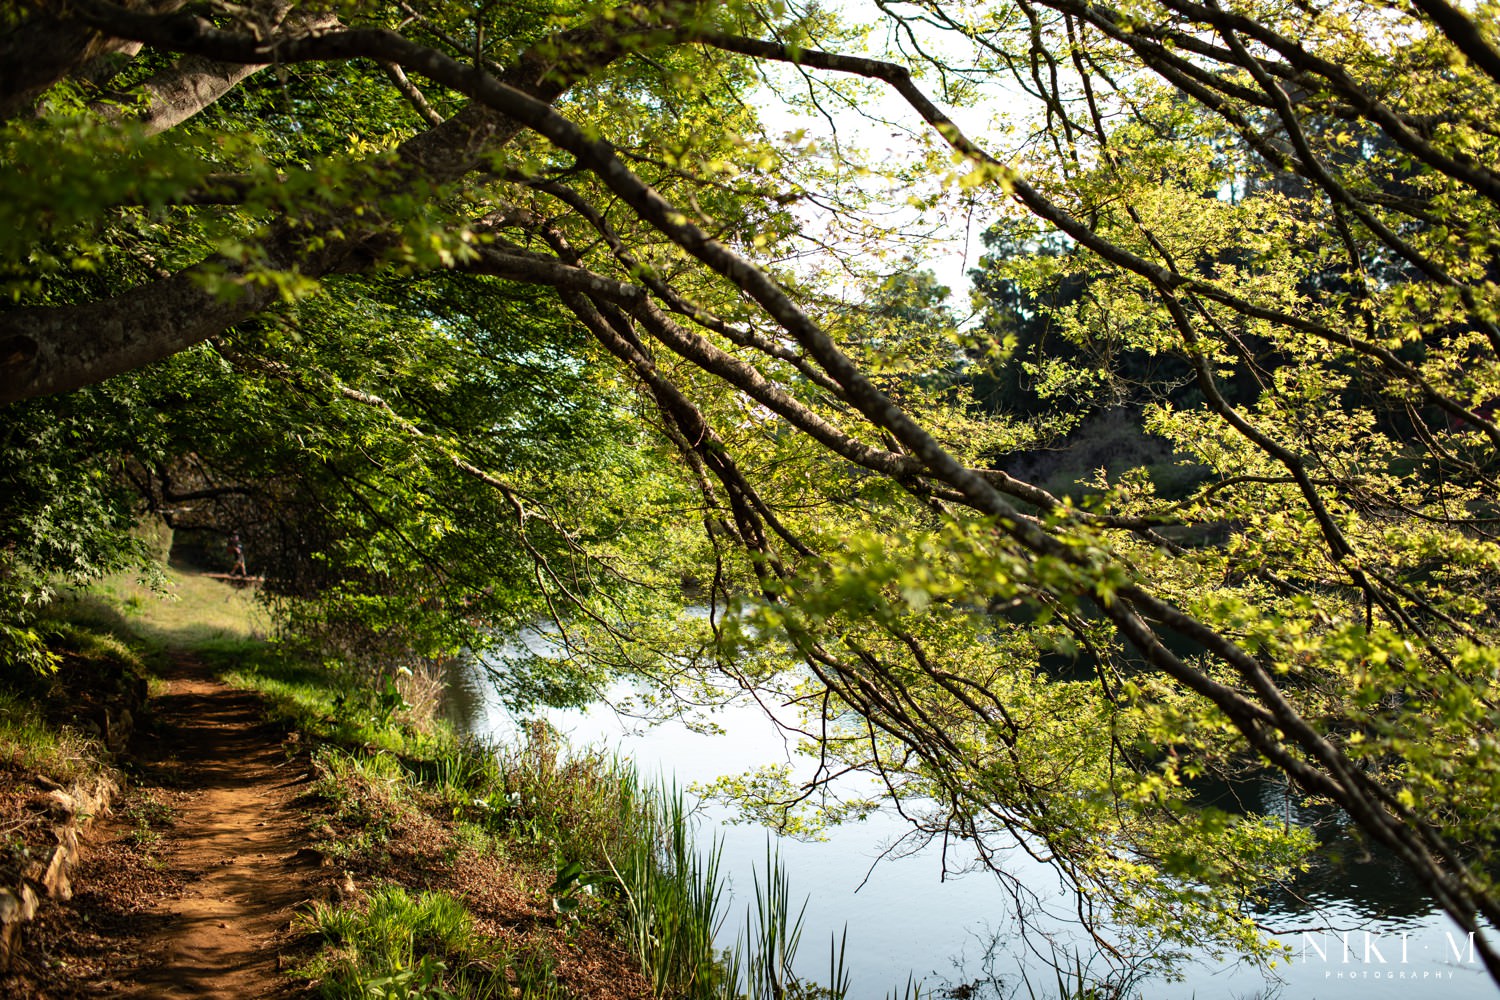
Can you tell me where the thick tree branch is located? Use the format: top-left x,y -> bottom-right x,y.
86,0 -> 340,134
0,0 -> 185,119
0,9 -> 642,404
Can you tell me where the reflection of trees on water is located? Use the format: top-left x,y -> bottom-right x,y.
440,655 -> 489,736
1194,771 -> 1432,924
1039,645 -> 1436,923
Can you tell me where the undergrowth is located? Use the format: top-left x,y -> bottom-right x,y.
0,612 -> 146,786
0,610 -> 148,913
300,885 -> 565,999
0,690 -> 109,787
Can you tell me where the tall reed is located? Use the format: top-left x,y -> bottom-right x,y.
472,722 -> 928,999
609,788 -> 859,1000
733,843 -> 851,1000
612,785 -> 734,997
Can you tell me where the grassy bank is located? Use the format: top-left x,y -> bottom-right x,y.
219,635 -> 855,999
0,617 -> 149,863
0,584 -> 164,988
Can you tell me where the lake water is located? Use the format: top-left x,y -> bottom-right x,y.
447,656 -> 1494,999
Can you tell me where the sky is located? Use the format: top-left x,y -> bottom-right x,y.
738,2 -> 1036,313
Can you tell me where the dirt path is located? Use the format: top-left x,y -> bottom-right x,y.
16,657 -> 321,998
114,658 -> 320,998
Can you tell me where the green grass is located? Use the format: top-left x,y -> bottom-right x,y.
44,619 -> 144,671
300,884 -> 563,999
0,613 -> 143,897
57,565 -> 268,651
307,747 -> 417,864
0,689 -> 111,787
0,616 -> 143,787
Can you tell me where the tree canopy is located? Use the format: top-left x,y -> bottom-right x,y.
5,0 -> 1500,985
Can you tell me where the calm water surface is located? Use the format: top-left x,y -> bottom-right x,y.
448,655 -> 1493,999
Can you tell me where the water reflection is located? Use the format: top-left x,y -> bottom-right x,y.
447,650 -> 1493,999
439,654 -> 488,734
1193,771 -> 1437,926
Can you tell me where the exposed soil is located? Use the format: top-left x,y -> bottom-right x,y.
4,656 -> 321,999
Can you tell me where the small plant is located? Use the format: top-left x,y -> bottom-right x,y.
360,955 -> 452,999
307,748 -> 412,861
123,790 -> 174,850
298,885 -> 547,999
372,673 -> 410,728
547,858 -> 605,917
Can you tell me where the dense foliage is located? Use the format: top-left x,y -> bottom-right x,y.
5,0 -> 1500,985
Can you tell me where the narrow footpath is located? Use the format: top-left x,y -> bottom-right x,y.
15,656 -> 320,998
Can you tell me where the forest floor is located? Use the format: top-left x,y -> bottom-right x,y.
5,653 -> 324,998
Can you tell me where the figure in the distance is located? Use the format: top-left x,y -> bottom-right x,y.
228,532 -> 247,577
